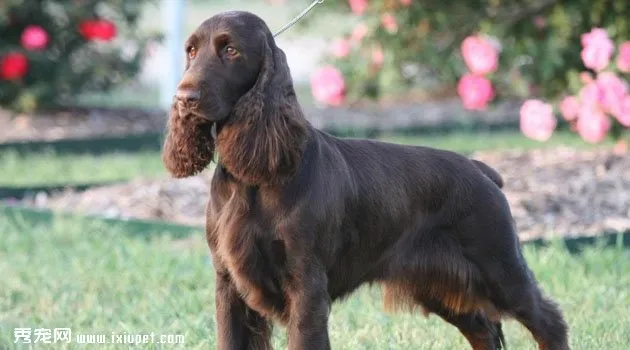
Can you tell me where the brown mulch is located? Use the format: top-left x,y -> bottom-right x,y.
0,107 -> 167,142
24,174 -> 212,225
20,147 -> 630,241
473,147 -> 629,240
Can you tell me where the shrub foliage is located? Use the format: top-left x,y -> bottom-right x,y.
306,0 -> 630,144
0,0 -> 160,112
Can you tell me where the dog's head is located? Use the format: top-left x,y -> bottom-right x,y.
162,11 -> 307,182
175,11 -> 284,122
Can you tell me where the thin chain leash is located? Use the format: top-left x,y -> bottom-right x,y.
273,0 -> 325,38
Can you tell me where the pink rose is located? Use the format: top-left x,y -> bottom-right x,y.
350,23 -> 369,43
21,25 -> 49,51
400,0 -> 412,6
348,0 -> 367,15
580,28 -> 614,71
616,42 -> 630,73
310,66 -> 345,106
461,35 -> 499,75
615,95 -> 630,127
371,44 -> 384,69
596,71 -> 628,116
579,82 -> 603,110
559,96 -> 580,121
331,38 -> 351,58
533,16 -> 547,30
380,13 -> 398,33
580,71 -> 594,84
457,74 -> 494,110
519,99 -> 557,142
577,107 -> 611,143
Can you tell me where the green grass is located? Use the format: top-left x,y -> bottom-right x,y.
0,150 -> 166,186
76,85 -> 161,110
382,128 -> 613,154
0,216 -> 628,349
0,130 -> 603,186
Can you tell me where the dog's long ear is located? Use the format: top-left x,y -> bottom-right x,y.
216,31 -> 308,186
162,103 -> 215,178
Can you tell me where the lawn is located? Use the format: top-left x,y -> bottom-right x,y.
0,130 -> 606,186
1,214 -> 628,349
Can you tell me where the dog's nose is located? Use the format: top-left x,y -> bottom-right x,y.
175,88 -> 200,104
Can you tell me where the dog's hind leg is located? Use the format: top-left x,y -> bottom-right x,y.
492,267 -> 569,350
455,207 -> 570,349
422,300 -> 505,350
470,253 -> 570,350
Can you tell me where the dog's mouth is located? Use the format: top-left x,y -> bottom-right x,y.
177,102 -> 202,118
177,102 -> 230,124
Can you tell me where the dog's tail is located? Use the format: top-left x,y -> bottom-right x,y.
472,159 -> 504,189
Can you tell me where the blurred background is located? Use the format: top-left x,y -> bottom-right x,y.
1,1 -> 629,348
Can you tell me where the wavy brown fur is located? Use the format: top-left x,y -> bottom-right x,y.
215,38 -> 308,186
161,11 -> 570,350
162,104 -> 215,178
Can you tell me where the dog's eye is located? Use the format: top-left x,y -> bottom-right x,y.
225,46 -> 238,57
187,46 -> 197,59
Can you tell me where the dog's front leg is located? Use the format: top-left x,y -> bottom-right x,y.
215,272 -> 272,350
287,262 -> 331,350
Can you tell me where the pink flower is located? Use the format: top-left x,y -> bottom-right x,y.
580,28 -> 614,71
519,99 -> 557,142
579,81 -> 603,110
371,44 -> 384,69
400,0 -> 412,6
461,35 -> 499,75
577,107 -> 611,143
580,71 -> 594,84
559,96 -> 580,121
596,71 -> 628,116
350,23 -> 369,43
381,13 -> 398,33
331,38 -> 351,58
615,95 -> 630,127
310,66 -> 345,106
616,42 -> 630,73
21,25 -> 49,51
533,16 -> 547,30
457,74 -> 494,110
348,0 -> 367,15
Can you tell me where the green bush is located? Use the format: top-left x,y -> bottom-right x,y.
0,0 -> 161,112
305,0 -> 630,145
309,0 -> 629,102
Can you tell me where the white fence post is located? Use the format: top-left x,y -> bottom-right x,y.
160,0 -> 186,109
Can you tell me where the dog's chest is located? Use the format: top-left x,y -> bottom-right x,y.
210,185 -> 290,321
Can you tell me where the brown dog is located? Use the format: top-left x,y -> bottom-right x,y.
162,11 -> 570,350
